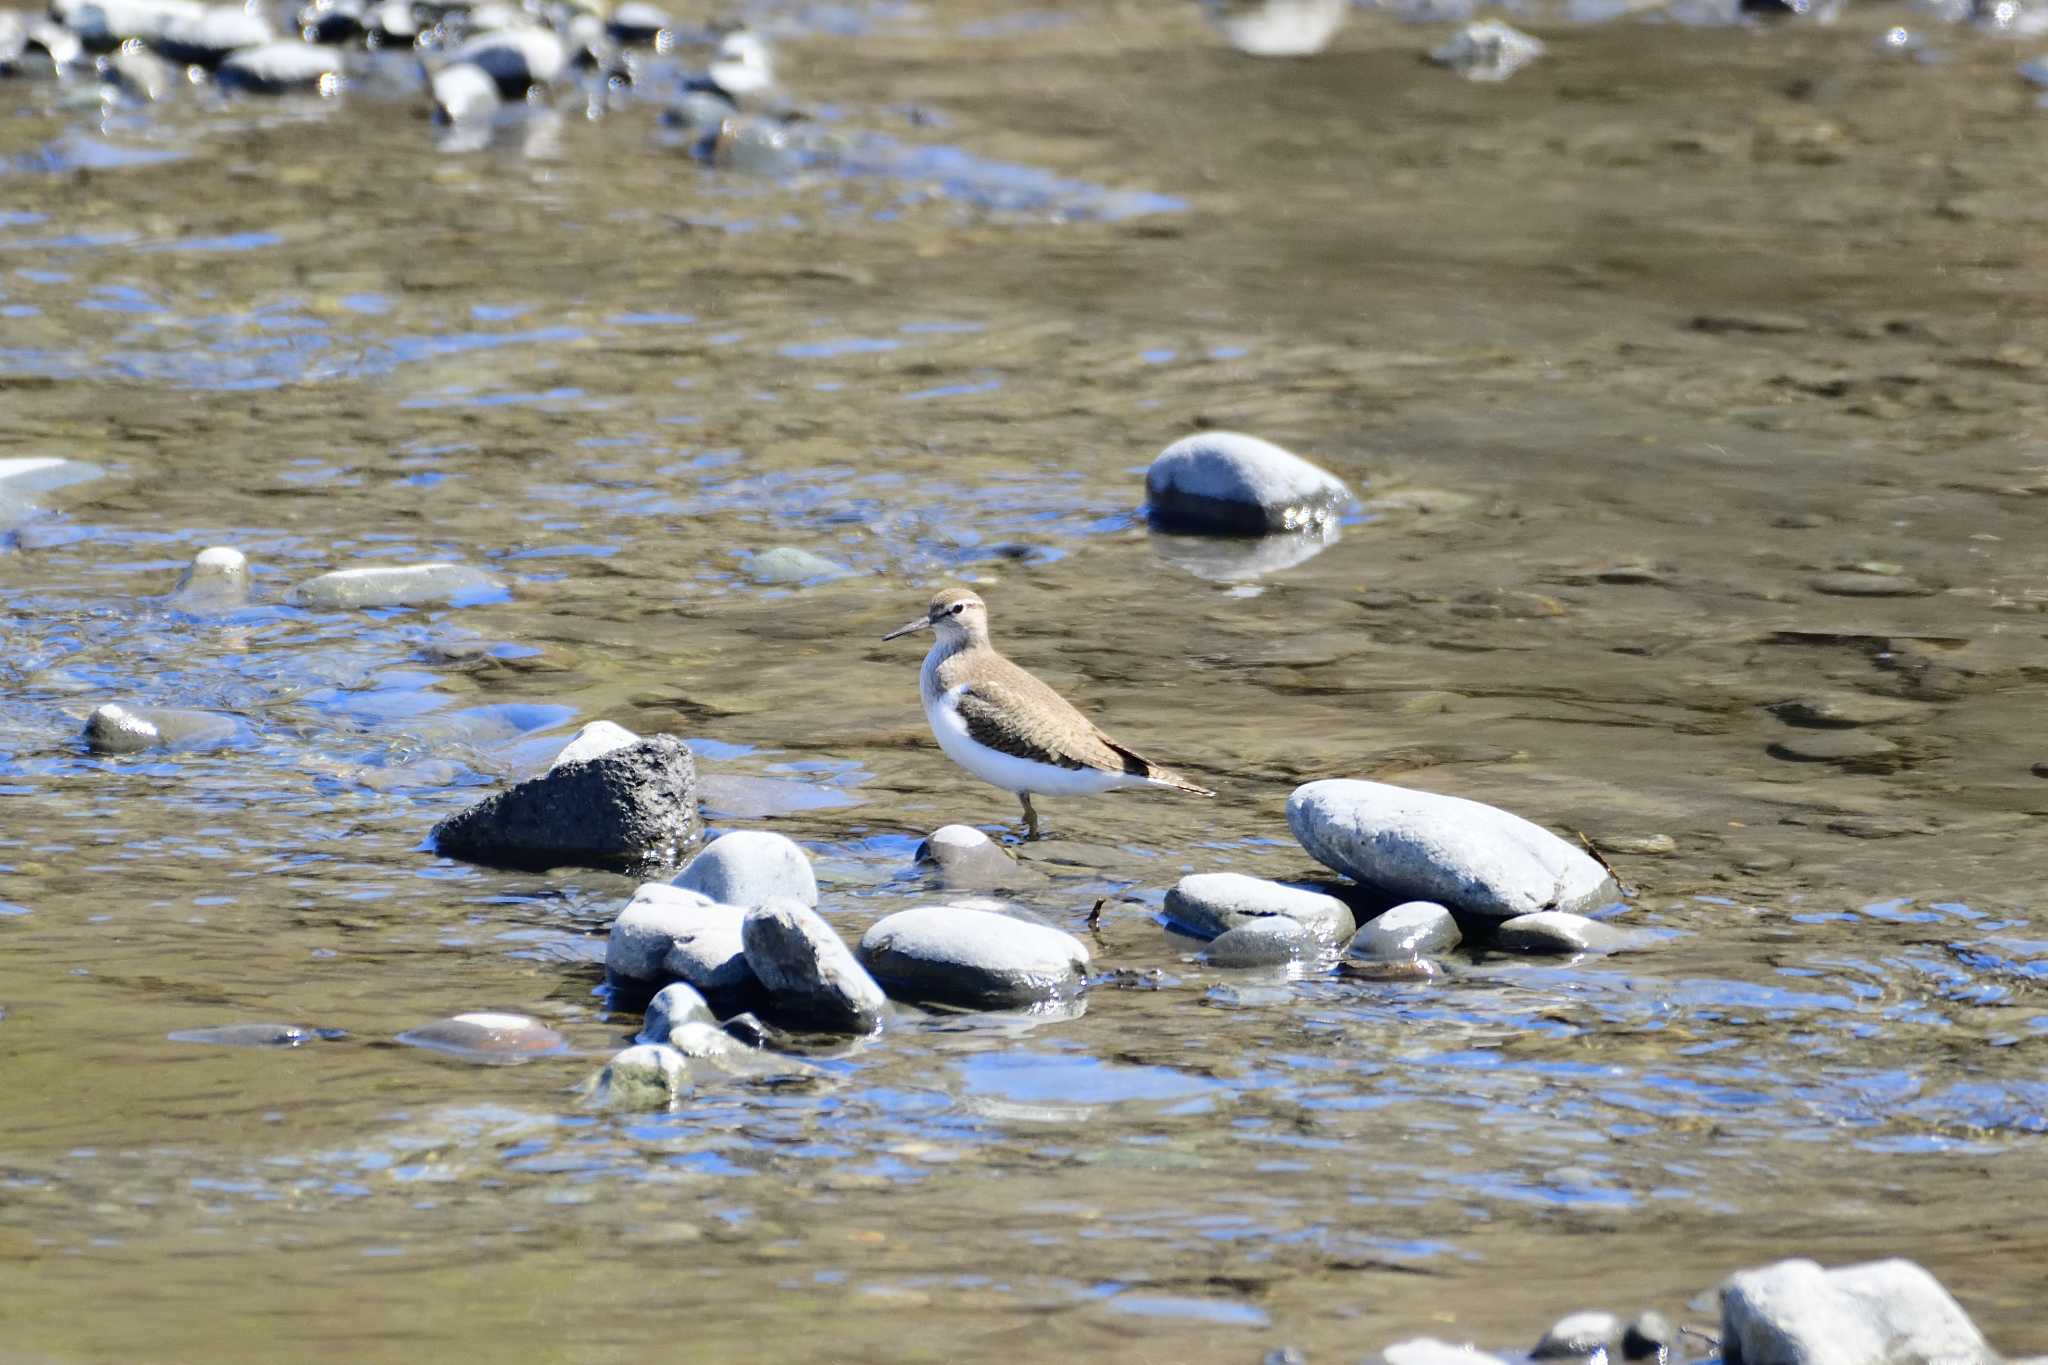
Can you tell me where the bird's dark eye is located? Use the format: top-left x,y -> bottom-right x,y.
950,603 -> 964,615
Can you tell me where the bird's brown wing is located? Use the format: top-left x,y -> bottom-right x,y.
943,653 -> 1206,789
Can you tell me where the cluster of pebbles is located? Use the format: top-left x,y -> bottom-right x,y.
0,0 -> 796,158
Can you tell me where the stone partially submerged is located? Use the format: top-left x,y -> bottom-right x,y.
858,905 -> 1090,1009
1720,1258 -> 1997,1365
604,883 -> 754,995
1144,431 -> 1352,535
740,900 -> 887,1034
1162,872 -> 1356,942
675,829 -> 816,906
83,703 -> 238,754
431,735 -> 701,872
166,547 -> 252,612
1288,779 -> 1612,920
286,562 -> 504,609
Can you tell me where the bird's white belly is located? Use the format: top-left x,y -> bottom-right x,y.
926,684 -> 1138,797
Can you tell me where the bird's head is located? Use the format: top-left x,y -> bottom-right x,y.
882,587 -> 988,645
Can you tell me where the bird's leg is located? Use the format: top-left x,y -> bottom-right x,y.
1018,793 -> 1041,841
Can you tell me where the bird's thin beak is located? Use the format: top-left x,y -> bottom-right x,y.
882,615 -> 932,642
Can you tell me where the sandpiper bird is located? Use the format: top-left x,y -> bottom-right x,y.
882,588 -> 1214,838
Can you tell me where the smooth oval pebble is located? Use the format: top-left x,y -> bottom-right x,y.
1205,916 -> 1315,967
593,1042 -> 687,1106
432,61 -> 501,123
1145,430 -> 1352,535
218,40 -> 342,93
1493,911 -> 1625,956
858,904 -> 1090,1009
1162,872 -> 1355,942
675,829 -> 817,907
168,546 -> 252,610
395,1011 -> 568,1062
1348,901 -> 1461,960
605,883 -> 753,993
83,703 -> 237,754
287,562 -> 504,609
1532,1309 -> 1623,1358
638,981 -> 716,1043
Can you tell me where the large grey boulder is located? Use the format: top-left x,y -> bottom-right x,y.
286,562 -> 502,610
1347,901 -> 1462,960
604,884 -> 753,995
83,703 -> 237,754
858,905 -> 1090,1009
431,735 -> 701,872
1162,872 -> 1356,942
741,901 -> 887,1034
1288,780 -> 1612,921
675,830 -> 816,906
1144,431 -> 1352,535
1720,1258 -> 1996,1365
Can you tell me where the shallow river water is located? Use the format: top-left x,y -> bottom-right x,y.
3,0 -> 2048,1359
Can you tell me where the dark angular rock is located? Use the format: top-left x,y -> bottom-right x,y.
431,735 -> 701,872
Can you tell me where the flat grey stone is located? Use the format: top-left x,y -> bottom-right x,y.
167,547 -> 251,612
167,1023 -> 321,1047
1770,692 -> 1934,728
395,1011 -> 568,1063
447,26 -> 564,94
217,40 -> 342,93
287,562 -> 502,609
1768,731 -> 1898,764
1721,1258 -> 1995,1365
1532,1309 -> 1622,1358
1430,19 -> 1544,80
741,900 -> 886,1034
747,545 -> 849,584
83,703 -> 237,754
1494,910 -> 1624,956
605,884 -> 753,994
1288,779 -> 1613,921
1205,915 -> 1316,967
1348,901 -> 1462,959
549,719 -> 639,771
432,735 -> 701,873
1145,431 -> 1352,535
637,981 -> 716,1043
913,823 -> 1036,891
593,1043 -> 687,1107
1810,571 -> 1935,597
1162,872 -> 1356,942
675,829 -> 816,907
858,905 -> 1090,1008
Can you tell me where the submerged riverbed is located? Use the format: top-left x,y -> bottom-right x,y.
3,0 -> 2047,1359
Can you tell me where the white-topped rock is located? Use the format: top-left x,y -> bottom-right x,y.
1145,431 -> 1352,535
913,823 -> 1034,890
1202,0 -> 1348,56
286,562 -> 503,609
218,40 -> 343,93
1532,1310 -> 1623,1359
1162,872 -> 1356,942
741,900 -> 887,1034
83,703 -> 237,754
549,720 -> 640,772
1721,1258 -> 1996,1365
431,61 -> 501,123
1429,20 -> 1544,81
167,546 -> 251,611
675,829 -> 816,907
1205,915 -> 1317,967
858,904 -> 1090,1008
605,883 -> 754,994
1494,910 -> 1625,956
1288,780 -> 1612,921
448,25 -> 565,94
395,1011 -> 567,1062
637,981 -> 716,1043
1348,901 -> 1462,960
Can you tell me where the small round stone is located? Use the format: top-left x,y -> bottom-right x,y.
638,981 -> 716,1043
1493,911 -> 1625,956
1348,901 -> 1461,960
594,1043 -> 687,1106
168,546 -> 251,611
396,1012 -> 568,1062
1163,873 -> 1356,942
1533,1309 -> 1623,1358
675,830 -> 817,907
1205,915 -> 1316,967
858,904 -> 1088,1010
1145,430 -> 1352,535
